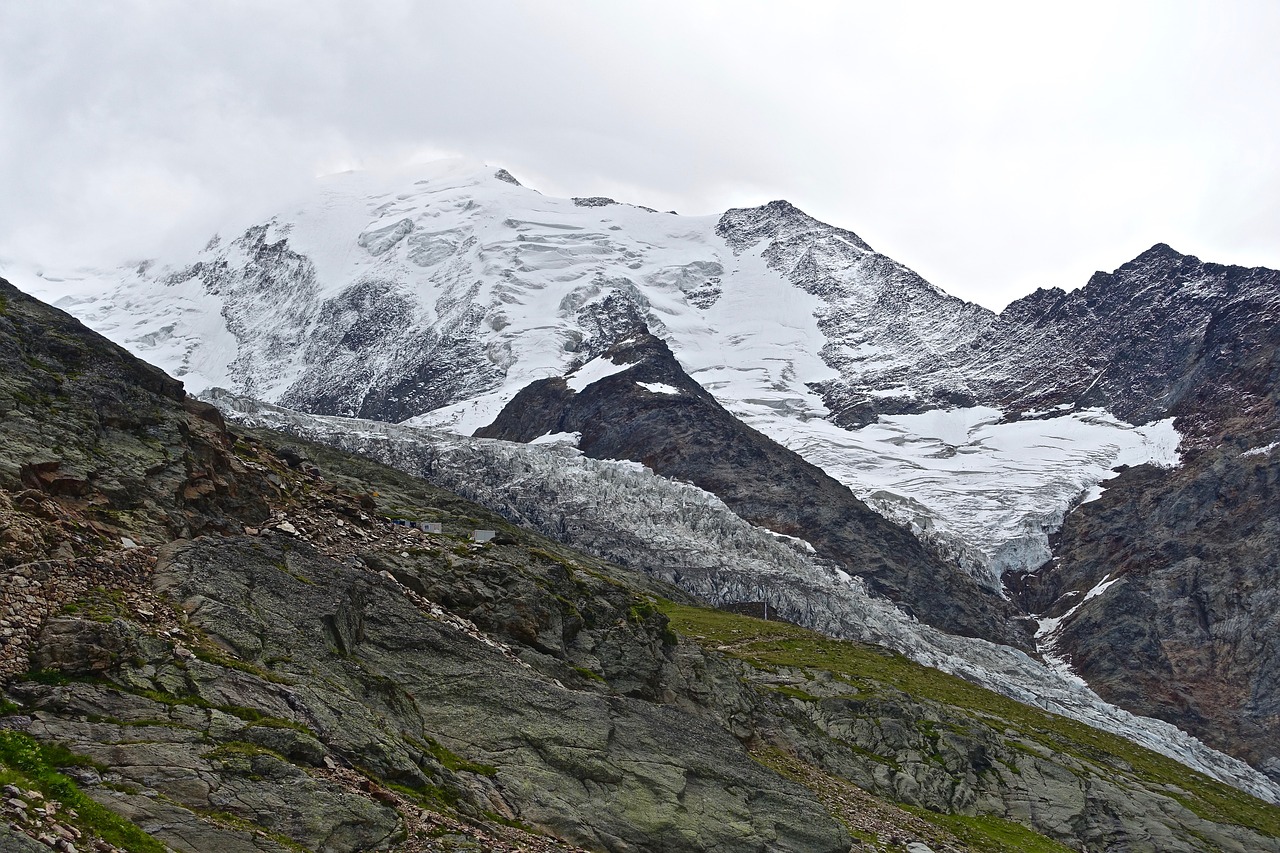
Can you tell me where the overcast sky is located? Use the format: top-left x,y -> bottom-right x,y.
2,0 -> 1277,309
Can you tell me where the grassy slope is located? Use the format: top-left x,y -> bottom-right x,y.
659,602 -> 1280,844
0,729 -> 167,853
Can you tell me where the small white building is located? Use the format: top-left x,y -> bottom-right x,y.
471,529 -> 496,543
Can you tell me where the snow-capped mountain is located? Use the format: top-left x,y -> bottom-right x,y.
10,159 -> 1181,586
12,159 -> 1280,784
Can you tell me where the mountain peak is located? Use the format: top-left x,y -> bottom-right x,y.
492,167 -> 522,186
1130,242 -> 1189,265
717,199 -> 874,254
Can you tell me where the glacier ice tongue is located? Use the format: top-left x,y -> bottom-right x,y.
737,405 -> 1182,589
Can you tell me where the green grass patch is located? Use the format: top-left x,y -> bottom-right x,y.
17,669 -> 303,734
243,716 -> 315,735
528,547 -> 579,572
572,665 -> 607,684
272,559 -> 316,585
21,668 -> 76,686
909,810 -> 1077,853
480,809 -> 542,834
188,639 -> 293,684
203,740 -> 287,762
0,730 -> 166,853
659,601 -> 1280,838
187,805 -> 310,853
410,736 -> 497,776
770,684 -> 821,702
626,598 -> 678,646
59,586 -> 133,623
381,777 -> 462,811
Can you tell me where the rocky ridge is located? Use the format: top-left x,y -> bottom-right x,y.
977,244 -> 1280,437
714,199 -> 997,425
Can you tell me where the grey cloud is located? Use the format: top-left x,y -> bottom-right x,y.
2,0 -> 1278,309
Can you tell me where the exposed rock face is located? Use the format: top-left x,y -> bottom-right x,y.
979,244 -> 1280,438
152,536 -> 848,853
1016,443 -> 1280,782
0,277 -> 271,551
996,248 -> 1280,781
476,331 -> 1032,650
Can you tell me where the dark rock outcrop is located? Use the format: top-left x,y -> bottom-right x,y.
0,277 -> 271,551
476,331 -> 1032,650
1015,441 -> 1280,781
982,244 -> 1280,441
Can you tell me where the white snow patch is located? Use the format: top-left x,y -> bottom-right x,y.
1036,574 -> 1121,642
1242,442 -> 1278,458
1083,574 -> 1123,603
1033,574 -> 1124,686
636,381 -> 681,395
530,431 -> 581,446
1079,483 -> 1107,504
566,357 -> 631,392
405,392 -> 520,436
759,528 -> 817,553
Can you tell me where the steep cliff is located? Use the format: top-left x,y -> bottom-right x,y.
1003,248 -> 1280,782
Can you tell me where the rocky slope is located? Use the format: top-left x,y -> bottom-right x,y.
7,282 -> 1280,852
